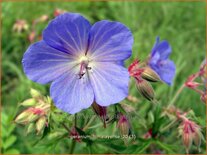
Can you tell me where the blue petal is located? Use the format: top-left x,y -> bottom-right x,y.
151,38 -> 171,61
43,13 -> 91,57
90,62 -> 129,106
87,20 -> 133,61
50,67 -> 94,114
22,41 -> 77,84
151,36 -> 160,56
157,59 -> 176,85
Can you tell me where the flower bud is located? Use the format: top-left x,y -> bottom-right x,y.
38,15 -> 48,22
141,66 -> 161,82
14,109 -> 31,124
54,8 -> 66,17
92,102 -> 107,127
13,19 -> 29,33
30,88 -> 42,99
27,123 -> 35,134
126,95 -> 139,103
179,119 -> 202,153
28,31 -> 36,43
193,130 -> 202,152
136,79 -> 155,101
26,113 -> 40,123
182,131 -> 192,154
117,114 -> 130,137
36,116 -> 47,135
121,103 -> 135,113
19,98 -> 36,107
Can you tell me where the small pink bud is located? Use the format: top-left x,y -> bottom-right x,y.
117,114 -> 130,137
185,74 -> 200,89
143,128 -> 152,139
13,19 -> 29,33
54,8 -> 66,17
92,102 -> 107,127
136,79 -> 155,101
28,31 -> 36,43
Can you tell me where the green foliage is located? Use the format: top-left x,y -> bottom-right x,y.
1,112 -> 20,154
1,1 -> 206,154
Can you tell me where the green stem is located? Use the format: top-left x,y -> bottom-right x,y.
69,114 -> 77,154
62,123 -> 70,132
160,119 -> 177,133
69,139 -> 76,154
168,84 -> 185,107
74,114 -> 77,126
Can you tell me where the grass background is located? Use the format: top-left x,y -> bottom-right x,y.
1,1 -> 206,154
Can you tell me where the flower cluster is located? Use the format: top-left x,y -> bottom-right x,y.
15,89 -> 51,135
178,113 -> 203,153
128,37 -> 176,101
185,59 -> 206,103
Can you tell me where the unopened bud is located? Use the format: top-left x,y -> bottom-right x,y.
36,116 -> 47,135
179,119 -> 202,154
182,131 -> 192,154
141,66 -> 161,82
13,19 -> 29,33
193,131 -> 202,152
39,15 -> 48,22
54,8 -> 66,17
19,98 -> 36,107
117,114 -> 130,137
121,103 -> 135,113
92,102 -> 107,127
136,79 -> 155,101
127,95 -> 139,103
28,31 -> 36,43
27,113 -> 39,123
14,109 -> 31,124
27,123 -> 35,134
30,88 -> 42,99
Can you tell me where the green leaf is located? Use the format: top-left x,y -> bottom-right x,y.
4,148 -> 20,154
135,140 -> 151,153
155,140 -> 176,153
3,135 -> 17,150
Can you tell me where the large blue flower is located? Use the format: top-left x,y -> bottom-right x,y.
149,37 -> 176,85
22,13 -> 133,114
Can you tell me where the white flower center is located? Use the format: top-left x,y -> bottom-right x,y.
78,55 -> 91,79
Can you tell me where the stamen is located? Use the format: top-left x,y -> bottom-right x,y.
78,56 -> 92,79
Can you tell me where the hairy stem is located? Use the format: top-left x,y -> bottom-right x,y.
168,84 -> 185,107
69,139 -> 76,154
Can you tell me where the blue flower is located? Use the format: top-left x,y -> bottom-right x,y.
22,13 -> 133,114
149,37 -> 176,85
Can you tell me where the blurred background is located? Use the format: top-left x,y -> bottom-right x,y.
1,1 -> 206,154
